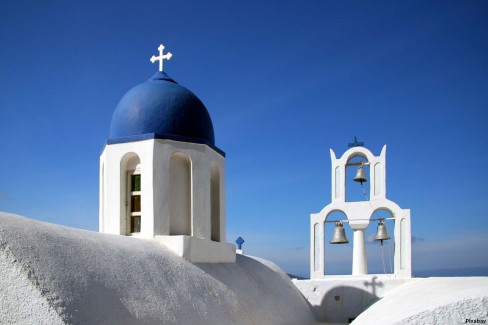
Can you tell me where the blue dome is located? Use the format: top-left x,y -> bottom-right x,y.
109,72 -> 221,153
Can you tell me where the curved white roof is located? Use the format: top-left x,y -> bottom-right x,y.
0,212 -> 314,324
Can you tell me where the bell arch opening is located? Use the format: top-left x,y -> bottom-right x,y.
364,209 -> 395,275
169,153 -> 192,236
324,210 -> 353,275
345,155 -> 370,202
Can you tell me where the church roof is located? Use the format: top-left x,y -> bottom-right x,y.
108,72 -> 223,156
0,213 -> 314,324
351,277 -> 488,324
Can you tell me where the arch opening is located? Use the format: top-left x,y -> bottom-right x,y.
324,210 -> 353,275
364,209 -> 395,275
210,162 -> 220,242
169,153 -> 192,236
346,155 -> 370,202
121,153 -> 142,235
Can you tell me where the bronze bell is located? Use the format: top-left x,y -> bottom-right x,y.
375,220 -> 390,245
353,165 -> 367,185
330,221 -> 349,244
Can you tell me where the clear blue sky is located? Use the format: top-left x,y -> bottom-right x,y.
1,1 -> 487,277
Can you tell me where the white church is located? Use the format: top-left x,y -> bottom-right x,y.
99,44 -> 234,264
1,45 -> 487,325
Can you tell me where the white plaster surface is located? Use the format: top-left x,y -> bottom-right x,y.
0,243 -> 64,325
100,138 -> 231,262
154,235 -> 236,263
0,212 -> 315,324
351,277 -> 488,325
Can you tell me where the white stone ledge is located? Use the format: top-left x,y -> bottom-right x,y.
155,235 -> 236,263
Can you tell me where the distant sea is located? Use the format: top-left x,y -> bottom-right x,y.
288,267 -> 488,280
413,266 -> 488,277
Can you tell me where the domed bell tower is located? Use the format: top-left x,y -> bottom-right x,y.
99,44 -> 235,263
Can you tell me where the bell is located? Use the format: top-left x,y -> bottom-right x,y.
353,165 -> 367,185
375,220 -> 390,244
330,221 -> 349,244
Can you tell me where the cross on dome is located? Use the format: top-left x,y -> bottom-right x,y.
150,44 -> 172,72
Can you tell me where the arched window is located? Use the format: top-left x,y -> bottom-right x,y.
121,154 -> 141,235
210,162 -> 220,242
128,168 -> 141,233
169,153 -> 191,236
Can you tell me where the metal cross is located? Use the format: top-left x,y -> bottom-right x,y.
235,236 -> 245,250
150,44 -> 172,72
348,136 -> 364,148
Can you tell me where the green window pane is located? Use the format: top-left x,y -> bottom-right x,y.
131,216 -> 141,233
131,174 -> 141,192
131,195 -> 141,212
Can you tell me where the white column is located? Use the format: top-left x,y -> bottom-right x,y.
352,229 -> 368,275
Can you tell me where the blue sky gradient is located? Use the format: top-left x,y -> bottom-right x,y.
1,1 -> 488,277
